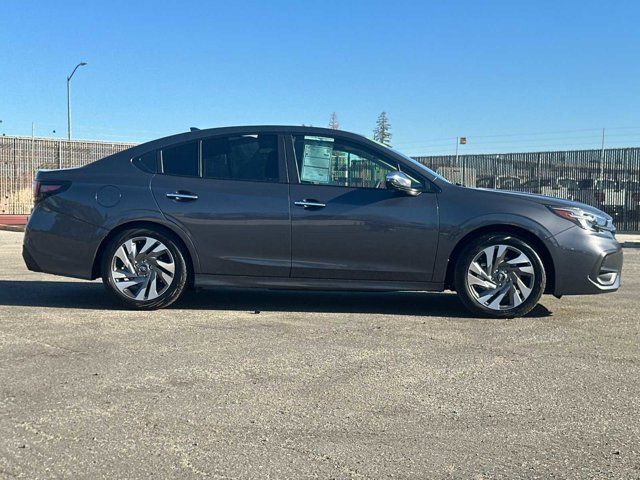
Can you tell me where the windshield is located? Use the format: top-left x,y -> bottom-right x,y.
597,179 -> 618,190
523,179 -> 552,188
385,146 -> 451,183
558,178 -> 579,189
498,177 -> 521,189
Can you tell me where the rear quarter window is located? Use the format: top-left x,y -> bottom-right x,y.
132,150 -> 158,173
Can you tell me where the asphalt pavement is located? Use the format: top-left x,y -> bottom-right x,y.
0,230 -> 638,479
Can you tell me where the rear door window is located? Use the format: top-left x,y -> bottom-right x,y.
202,134 -> 279,182
161,141 -> 199,177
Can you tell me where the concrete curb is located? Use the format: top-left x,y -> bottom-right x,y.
0,225 -> 25,232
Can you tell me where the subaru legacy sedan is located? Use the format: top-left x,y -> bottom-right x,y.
23,126 -> 622,317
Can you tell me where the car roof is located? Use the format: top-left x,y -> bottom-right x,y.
133,125 -> 379,152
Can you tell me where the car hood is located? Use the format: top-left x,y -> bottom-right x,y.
472,187 -> 610,217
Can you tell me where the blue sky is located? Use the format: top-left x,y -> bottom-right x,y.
1,0 -> 639,155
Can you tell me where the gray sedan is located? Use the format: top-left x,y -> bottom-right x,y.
23,126 -> 622,317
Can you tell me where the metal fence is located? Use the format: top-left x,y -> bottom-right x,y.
414,147 -> 640,232
2,135 -> 640,232
0,136 -> 135,215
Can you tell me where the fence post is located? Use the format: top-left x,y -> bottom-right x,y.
12,137 -> 17,214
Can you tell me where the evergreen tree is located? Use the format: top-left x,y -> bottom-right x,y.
328,112 -> 339,130
373,112 -> 392,146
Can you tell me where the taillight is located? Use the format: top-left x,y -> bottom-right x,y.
32,180 -> 70,204
594,191 -> 605,203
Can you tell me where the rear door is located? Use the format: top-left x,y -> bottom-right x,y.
286,134 -> 439,282
151,133 -> 291,277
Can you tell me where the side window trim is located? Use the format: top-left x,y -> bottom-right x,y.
198,140 -> 203,177
286,134 -> 301,184
278,134 -> 290,184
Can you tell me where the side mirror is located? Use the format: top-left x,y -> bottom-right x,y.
386,171 -> 421,196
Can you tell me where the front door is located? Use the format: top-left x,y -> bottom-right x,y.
287,134 -> 439,282
151,133 -> 291,277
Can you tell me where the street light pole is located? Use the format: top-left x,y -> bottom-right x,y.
599,127 -> 606,180
66,61 -> 87,140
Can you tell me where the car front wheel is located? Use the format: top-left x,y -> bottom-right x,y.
454,234 -> 546,318
101,227 -> 188,310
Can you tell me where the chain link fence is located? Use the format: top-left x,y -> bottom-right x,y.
414,148 -> 640,233
2,135 -> 639,232
0,136 -> 135,215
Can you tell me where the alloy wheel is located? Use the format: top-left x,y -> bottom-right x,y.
110,236 -> 175,301
466,244 -> 535,311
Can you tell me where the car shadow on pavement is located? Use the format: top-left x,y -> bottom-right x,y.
0,280 -> 552,318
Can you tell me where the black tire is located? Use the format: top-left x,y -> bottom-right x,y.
101,227 -> 188,310
454,233 -> 546,318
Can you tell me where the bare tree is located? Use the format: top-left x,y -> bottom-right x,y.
328,112 -> 339,130
373,111 -> 392,146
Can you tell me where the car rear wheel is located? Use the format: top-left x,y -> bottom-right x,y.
101,227 -> 188,310
454,234 -> 546,318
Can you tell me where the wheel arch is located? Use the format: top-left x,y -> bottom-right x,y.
91,220 -> 197,283
444,224 -> 556,294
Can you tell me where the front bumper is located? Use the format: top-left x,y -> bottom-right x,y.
550,227 -> 623,296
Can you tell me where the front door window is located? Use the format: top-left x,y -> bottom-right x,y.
293,135 -> 398,189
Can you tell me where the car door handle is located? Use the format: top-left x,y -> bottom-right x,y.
294,199 -> 326,209
166,192 -> 198,201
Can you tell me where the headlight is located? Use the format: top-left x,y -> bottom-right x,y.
548,206 -> 614,232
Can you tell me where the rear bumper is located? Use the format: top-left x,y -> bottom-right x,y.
23,204 -> 107,280
22,244 -> 43,272
550,227 -> 623,296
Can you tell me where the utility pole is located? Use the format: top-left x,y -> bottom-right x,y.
599,128 -> 605,180
67,61 -> 87,140
454,137 -> 459,163
455,136 -> 467,184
